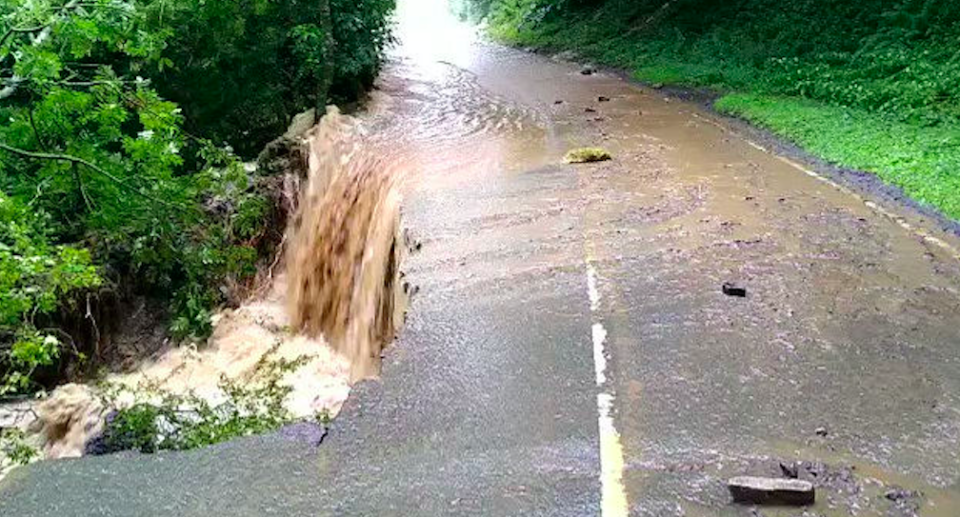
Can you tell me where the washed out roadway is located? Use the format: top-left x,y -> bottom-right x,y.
3,6 -> 960,516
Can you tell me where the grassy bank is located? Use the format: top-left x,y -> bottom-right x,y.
464,0 -> 960,220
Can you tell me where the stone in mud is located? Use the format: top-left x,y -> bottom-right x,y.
585,107 -> 597,113
83,410 -> 118,456
728,476 -> 815,506
554,100 -> 564,105
779,461 -> 799,479
722,282 -> 747,297
580,64 -> 596,75
598,96 -> 611,102
256,135 -> 304,176
283,108 -> 317,140
884,487 -> 920,502
884,486 -> 922,513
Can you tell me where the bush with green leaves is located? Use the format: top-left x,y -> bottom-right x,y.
0,428 -> 38,469
0,0 -> 395,393
0,192 -> 101,394
96,355 -> 316,454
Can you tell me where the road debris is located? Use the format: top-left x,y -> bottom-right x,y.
779,461 -> 799,479
884,487 -> 919,502
728,476 -> 815,506
722,282 -> 747,297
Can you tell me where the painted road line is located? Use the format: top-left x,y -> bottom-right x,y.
586,264 -> 629,517
592,323 -> 609,386
690,112 -> 960,262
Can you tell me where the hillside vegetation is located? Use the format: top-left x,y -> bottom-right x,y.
0,0 -> 394,394
460,0 -> 960,219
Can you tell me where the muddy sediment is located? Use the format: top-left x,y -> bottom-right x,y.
286,108 -> 406,382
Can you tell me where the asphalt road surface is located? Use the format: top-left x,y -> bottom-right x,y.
3,3 -> 960,516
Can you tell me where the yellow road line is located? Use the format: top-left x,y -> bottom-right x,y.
586,264 -> 629,517
691,112 -> 960,262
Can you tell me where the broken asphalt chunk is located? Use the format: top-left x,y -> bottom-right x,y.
728,476 -> 815,506
722,282 -> 747,297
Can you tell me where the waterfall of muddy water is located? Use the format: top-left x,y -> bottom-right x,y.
286,108 -> 405,382
106,108 -> 405,413
1,0 -> 526,475
0,110 -> 406,473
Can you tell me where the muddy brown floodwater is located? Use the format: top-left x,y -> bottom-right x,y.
0,108 -> 406,476
287,107 -> 406,382
359,2 -> 960,514
3,1 -> 960,515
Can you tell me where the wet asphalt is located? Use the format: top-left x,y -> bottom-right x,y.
4,3 -> 960,516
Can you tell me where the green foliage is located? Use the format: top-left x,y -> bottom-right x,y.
0,0 -> 394,393
0,193 -> 100,394
99,355 -> 306,453
144,0 -> 396,157
471,0 -> 960,220
101,402 -> 161,453
0,428 -> 39,468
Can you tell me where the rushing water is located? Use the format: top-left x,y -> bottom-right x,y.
286,108 -> 405,382
1,2 -> 479,472
7,3 -> 960,515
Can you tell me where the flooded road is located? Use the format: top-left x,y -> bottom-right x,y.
4,0 -> 960,515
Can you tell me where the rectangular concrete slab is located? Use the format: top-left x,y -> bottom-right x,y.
728,476 -> 815,506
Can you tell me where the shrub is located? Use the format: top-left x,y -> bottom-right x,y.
0,193 -> 101,394
97,356 -> 309,454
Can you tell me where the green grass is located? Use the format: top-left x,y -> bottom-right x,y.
476,0 -> 960,221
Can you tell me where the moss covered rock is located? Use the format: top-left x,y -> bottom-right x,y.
564,147 -> 612,164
